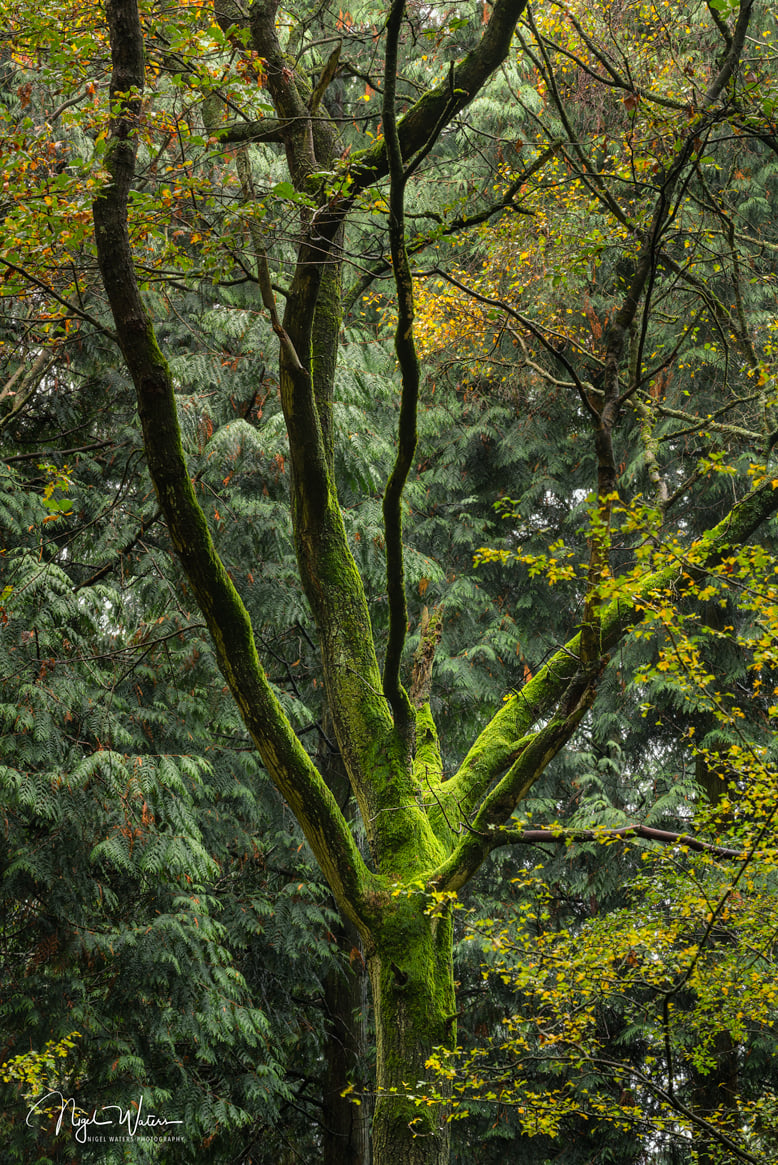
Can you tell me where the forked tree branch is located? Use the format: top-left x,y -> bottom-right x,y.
426,0 -> 763,879
429,473 -> 778,854
346,0 -> 530,193
92,0 -> 375,925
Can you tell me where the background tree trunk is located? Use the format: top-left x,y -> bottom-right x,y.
322,917 -> 371,1165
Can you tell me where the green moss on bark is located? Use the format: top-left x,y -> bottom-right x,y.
369,892 -> 455,1165
415,705 -> 443,790
346,0 -> 529,194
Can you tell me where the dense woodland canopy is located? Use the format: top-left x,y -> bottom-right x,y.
2,0 -> 778,1162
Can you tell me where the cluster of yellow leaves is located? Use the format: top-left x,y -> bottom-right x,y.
413,0 -> 777,397
440,454 -> 778,1150
422,819 -> 778,1145
0,0 -> 274,339
1,1032 -> 81,1103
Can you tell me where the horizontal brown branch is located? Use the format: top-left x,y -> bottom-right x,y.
497,823 -> 746,859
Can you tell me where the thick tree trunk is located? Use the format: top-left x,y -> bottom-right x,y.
368,897 -> 455,1165
691,1028 -> 739,1165
322,919 -> 371,1165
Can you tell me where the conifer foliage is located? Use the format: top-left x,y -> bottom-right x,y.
2,0 -> 778,1162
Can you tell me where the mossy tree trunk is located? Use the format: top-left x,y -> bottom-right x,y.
91,2 -> 772,1163
368,899 -> 456,1165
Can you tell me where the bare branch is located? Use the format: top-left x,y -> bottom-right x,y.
381,0 -> 419,752
495,822 -> 747,860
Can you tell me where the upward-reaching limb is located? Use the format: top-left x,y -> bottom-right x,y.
92,0 -> 375,924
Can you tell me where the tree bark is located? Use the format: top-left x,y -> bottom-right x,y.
691,1028 -> 739,1165
322,917 -> 371,1165
368,897 -> 455,1165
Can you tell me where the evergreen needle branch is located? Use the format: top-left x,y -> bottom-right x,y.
109,627 -> 207,690
74,508 -> 162,592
